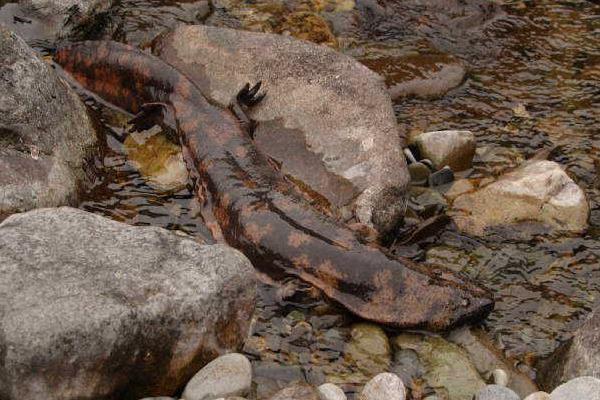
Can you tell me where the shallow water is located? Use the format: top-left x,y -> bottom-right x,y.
3,0 -> 598,395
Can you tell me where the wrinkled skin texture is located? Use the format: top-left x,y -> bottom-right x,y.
54,41 -> 494,330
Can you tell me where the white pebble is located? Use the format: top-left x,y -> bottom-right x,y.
317,383 -> 347,400
492,369 -> 509,387
359,373 -> 406,400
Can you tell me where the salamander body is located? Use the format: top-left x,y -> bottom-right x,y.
55,41 -> 493,330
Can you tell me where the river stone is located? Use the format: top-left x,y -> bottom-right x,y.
0,27 -> 97,221
474,385 -> 520,400
414,130 -> 476,172
393,333 -> 485,400
358,373 -> 406,400
317,383 -> 347,400
182,353 -> 252,400
268,382 -> 320,400
345,323 -> 392,377
550,377 -> 600,400
155,25 -> 410,233
0,207 -> 256,400
451,160 -> 589,237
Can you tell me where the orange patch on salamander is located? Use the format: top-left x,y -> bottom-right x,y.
245,222 -> 273,243
288,231 -> 311,248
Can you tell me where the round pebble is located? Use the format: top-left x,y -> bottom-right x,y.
523,392 -> 551,400
474,384 -> 520,400
317,383 -> 347,400
550,376 -> 600,400
492,369 -> 509,387
359,373 -> 406,400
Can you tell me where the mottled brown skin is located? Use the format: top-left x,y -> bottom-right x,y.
55,41 -> 494,330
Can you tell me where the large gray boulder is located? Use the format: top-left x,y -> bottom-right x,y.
538,307 -> 600,391
0,27 -> 97,220
0,207 -> 256,400
155,25 -> 410,233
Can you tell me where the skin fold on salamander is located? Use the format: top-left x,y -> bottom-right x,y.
54,41 -> 494,331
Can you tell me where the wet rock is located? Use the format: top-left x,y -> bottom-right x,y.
182,353 -> 252,400
451,161 -> 589,237
538,307 -> 600,390
428,166 -> 454,187
345,323 -> 392,377
0,27 -> 96,220
269,382 -> 319,400
124,130 -> 188,192
0,207 -> 256,400
408,162 -> 431,186
448,327 -> 538,398
414,130 -> 476,172
386,55 -> 467,100
253,362 -> 306,399
317,383 -> 347,400
156,25 -> 410,233
550,377 -> 600,400
474,385 -> 519,400
358,373 -> 406,400
393,333 -> 485,400
524,392 -> 551,400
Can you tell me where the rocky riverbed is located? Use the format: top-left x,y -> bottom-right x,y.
0,0 -> 599,399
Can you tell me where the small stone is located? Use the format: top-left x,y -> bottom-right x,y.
269,382 -> 319,400
345,323 -> 392,376
317,383 -> 347,400
550,376 -> 600,400
523,392 -> 551,400
182,353 -> 252,400
415,130 -> 476,171
492,369 -> 509,387
359,373 -> 406,400
409,162 -> 432,186
474,385 -> 520,400
428,166 -> 454,187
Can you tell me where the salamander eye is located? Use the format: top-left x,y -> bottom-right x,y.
461,297 -> 470,307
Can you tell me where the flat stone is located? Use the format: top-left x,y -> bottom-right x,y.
156,25 -> 410,233
0,207 -> 256,400
474,385 -> 520,400
358,373 -> 406,400
317,383 -> 347,400
0,27 -> 96,220
550,377 -> 600,400
451,161 -> 589,237
182,353 -> 252,400
414,130 -> 476,172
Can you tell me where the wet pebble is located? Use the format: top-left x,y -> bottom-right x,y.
345,323 -> 392,375
414,130 -> 476,172
549,376 -> 600,400
317,383 -> 347,400
474,385 -> 520,400
523,392 -> 551,400
182,353 -> 252,400
408,162 -> 432,186
358,373 -> 406,400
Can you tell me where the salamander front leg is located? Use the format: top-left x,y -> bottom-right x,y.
229,81 -> 267,139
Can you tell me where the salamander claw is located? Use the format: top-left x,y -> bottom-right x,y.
236,81 -> 266,107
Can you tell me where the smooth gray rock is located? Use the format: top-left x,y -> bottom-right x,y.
182,353 -> 252,400
539,307 -> 600,390
414,130 -> 475,172
524,392 -> 551,400
550,377 -> 600,400
317,383 -> 347,400
156,25 -> 410,233
358,373 -> 406,400
451,161 -> 589,237
268,382 -> 319,400
0,27 -> 96,220
474,385 -> 520,400
0,207 -> 256,400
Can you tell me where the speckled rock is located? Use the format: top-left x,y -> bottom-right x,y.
550,377 -> 600,400
156,25 -> 410,233
0,27 -> 96,220
269,382 -> 319,400
524,392 -> 551,400
182,353 -> 252,400
538,307 -> 600,390
414,130 -> 476,172
358,373 -> 406,400
317,383 -> 347,400
474,385 -> 520,400
0,207 -> 256,400
451,161 -> 589,237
